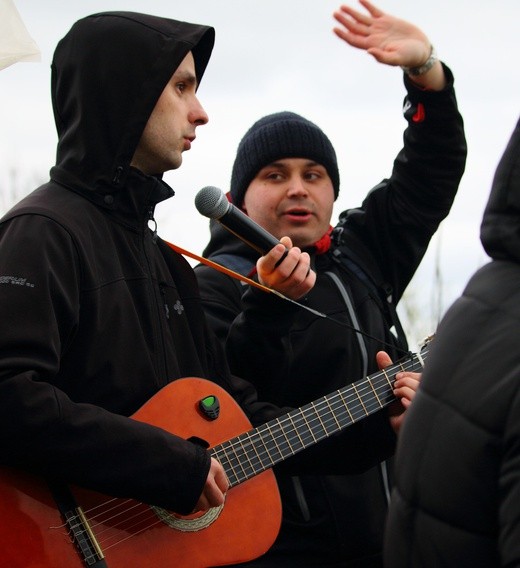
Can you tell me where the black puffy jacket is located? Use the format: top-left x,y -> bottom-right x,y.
384,116 -> 520,567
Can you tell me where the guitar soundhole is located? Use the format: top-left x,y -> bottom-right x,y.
150,499 -> 225,532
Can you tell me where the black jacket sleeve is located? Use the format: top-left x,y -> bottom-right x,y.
337,64 -> 467,302
0,215 -> 209,515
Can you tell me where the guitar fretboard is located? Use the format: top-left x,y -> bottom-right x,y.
212,347 -> 428,487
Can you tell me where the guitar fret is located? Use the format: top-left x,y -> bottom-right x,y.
288,403 -> 334,447
269,419 -> 294,461
216,442 -> 241,485
264,422 -> 282,466
249,434 -> 268,472
338,390 -> 355,423
278,418 -> 295,456
218,436 -> 258,485
381,368 -> 393,389
313,400 -> 332,439
294,409 -> 323,444
304,405 -> 319,442
351,383 -> 367,414
325,397 -> 341,429
368,379 -> 382,407
251,425 -> 278,469
239,435 -> 258,480
228,439 -> 249,481
286,414 -> 304,453
241,431 -> 269,477
371,374 -> 395,405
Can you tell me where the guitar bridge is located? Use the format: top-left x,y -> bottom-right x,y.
64,507 -> 106,566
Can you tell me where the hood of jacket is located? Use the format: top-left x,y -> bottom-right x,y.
480,116 -> 520,264
49,11 -> 214,201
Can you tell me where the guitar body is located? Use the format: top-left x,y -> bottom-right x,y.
0,378 -> 282,567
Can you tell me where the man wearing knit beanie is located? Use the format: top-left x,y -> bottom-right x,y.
196,1 -> 466,566
230,111 -> 340,209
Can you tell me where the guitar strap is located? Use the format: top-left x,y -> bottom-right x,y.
48,480 -> 108,567
165,241 -> 328,319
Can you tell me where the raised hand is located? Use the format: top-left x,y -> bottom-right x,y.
333,0 -> 446,89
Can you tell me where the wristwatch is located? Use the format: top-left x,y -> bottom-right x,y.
401,45 -> 438,76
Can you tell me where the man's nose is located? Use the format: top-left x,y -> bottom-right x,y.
286,175 -> 308,196
190,96 -> 209,126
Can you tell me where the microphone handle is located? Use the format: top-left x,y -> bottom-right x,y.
220,207 -> 281,256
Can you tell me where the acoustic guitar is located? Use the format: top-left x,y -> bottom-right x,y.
0,338 -> 431,567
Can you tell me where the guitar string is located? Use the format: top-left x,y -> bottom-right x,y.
86,501 -> 154,539
64,498 -> 176,554
54,499 -> 160,557
62,347 -> 428,555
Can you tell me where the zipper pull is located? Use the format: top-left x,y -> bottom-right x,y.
112,166 -> 123,185
160,284 -> 170,319
148,207 -> 158,242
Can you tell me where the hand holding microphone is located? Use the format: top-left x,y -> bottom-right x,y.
195,186 -> 315,299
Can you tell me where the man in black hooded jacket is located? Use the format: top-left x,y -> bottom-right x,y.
0,9 -> 421,568
195,2 -> 467,566
384,116 -> 520,567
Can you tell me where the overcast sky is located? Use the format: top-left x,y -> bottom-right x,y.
1,0 -> 519,344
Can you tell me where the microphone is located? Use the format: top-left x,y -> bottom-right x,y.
195,186 -> 286,256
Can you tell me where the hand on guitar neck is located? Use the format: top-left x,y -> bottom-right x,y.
376,350 -> 422,433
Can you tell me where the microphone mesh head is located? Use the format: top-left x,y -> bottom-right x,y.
194,186 -> 229,219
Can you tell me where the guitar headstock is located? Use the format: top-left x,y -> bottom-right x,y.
419,334 -> 435,351
415,334 -> 435,369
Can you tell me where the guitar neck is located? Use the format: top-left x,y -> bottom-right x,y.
212,347 -> 428,488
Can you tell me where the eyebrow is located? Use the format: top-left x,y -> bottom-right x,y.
172,69 -> 198,88
266,160 -> 323,168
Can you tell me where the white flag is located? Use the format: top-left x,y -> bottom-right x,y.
0,0 -> 41,71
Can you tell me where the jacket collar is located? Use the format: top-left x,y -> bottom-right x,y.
50,165 -> 174,229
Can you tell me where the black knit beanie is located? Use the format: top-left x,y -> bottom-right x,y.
230,111 -> 340,207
